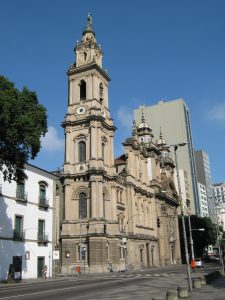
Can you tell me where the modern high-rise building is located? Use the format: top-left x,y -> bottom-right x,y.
134,99 -> 199,215
195,150 -> 215,223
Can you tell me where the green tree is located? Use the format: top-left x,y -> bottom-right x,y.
179,215 -> 217,262
0,75 -> 47,181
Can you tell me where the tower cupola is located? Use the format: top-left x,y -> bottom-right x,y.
137,110 -> 153,144
75,14 -> 103,68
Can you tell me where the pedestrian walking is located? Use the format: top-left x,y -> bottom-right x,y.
42,265 -> 47,279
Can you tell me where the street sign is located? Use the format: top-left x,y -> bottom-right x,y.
53,250 -> 60,260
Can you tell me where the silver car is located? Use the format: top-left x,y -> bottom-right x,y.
195,258 -> 204,268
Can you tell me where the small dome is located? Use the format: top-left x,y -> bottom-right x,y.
137,109 -> 151,131
138,122 -> 150,130
156,128 -> 167,146
157,137 -> 166,146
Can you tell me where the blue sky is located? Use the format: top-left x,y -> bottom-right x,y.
0,0 -> 225,183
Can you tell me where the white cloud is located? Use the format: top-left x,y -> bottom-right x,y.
41,126 -> 64,151
117,106 -> 133,130
206,103 -> 225,122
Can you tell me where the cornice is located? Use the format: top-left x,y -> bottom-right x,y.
67,63 -> 111,82
155,192 -> 180,207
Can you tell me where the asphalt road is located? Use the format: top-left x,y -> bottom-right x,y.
0,265 -> 221,300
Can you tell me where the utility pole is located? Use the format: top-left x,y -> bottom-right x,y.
188,215 -> 194,260
172,143 -> 192,292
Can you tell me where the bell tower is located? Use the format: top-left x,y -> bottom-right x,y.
63,14 -> 115,174
61,15 -> 116,273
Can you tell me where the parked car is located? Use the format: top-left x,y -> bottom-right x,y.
195,258 -> 204,268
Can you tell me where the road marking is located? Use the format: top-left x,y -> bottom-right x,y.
0,279 -> 121,300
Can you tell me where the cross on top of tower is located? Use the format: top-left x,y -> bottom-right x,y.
83,13 -> 95,36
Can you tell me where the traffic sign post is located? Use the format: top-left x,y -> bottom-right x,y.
65,251 -> 70,276
80,245 -> 87,275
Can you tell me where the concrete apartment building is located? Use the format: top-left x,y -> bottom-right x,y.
195,150 -> 215,223
134,99 -> 199,215
60,15 -> 181,273
213,182 -> 225,230
197,182 -> 209,217
0,164 -> 59,280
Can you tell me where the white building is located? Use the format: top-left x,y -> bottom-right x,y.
213,182 -> 225,231
173,168 -> 191,215
0,164 -> 58,280
195,150 -> 215,223
197,182 -> 209,217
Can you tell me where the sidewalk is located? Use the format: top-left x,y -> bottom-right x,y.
188,274 -> 225,300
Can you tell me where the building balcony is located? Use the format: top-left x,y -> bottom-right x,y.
38,197 -> 49,209
37,233 -> 49,244
16,190 -> 28,202
13,230 -> 25,241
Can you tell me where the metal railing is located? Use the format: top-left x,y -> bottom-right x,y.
39,197 -> 49,208
13,230 -> 25,241
37,233 -> 49,243
16,190 -> 28,201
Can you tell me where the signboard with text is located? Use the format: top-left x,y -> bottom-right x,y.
53,250 -> 60,260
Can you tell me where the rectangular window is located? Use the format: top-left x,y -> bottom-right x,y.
120,246 -> 125,260
38,220 -> 45,240
16,181 -> 26,200
14,215 -> 23,239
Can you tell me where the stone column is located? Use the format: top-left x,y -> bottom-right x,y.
87,74 -> 92,100
111,185 -> 117,220
90,124 -> 96,158
65,129 -> 71,164
97,125 -> 101,159
98,179 -> 103,218
91,180 -> 97,218
92,74 -> 96,99
64,183 -> 71,220
109,134 -> 114,166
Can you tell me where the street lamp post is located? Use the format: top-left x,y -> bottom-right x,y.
188,215 -> 205,260
188,215 -> 194,261
171,143 -> 192,292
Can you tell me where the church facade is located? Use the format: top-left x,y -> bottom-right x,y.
60,15 -> 181,273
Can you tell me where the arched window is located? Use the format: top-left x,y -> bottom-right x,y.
78,141 -> 86,163
39,184 -> 46,201
83,52 -> 87,61
99,82 -> 103,102
80,80 -> 86,100
79,192 -> 87,219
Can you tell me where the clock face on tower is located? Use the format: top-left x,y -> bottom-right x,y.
76,106 -> 86,115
